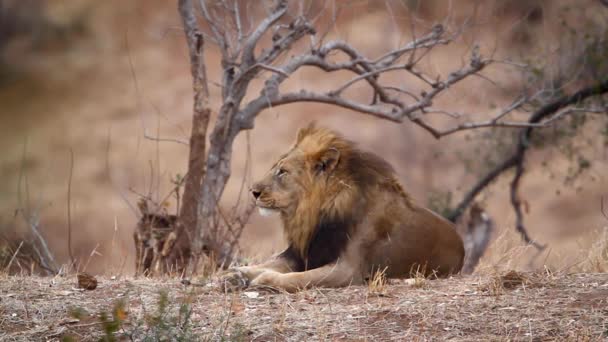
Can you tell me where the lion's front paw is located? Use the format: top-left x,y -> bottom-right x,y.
217,269 -> 250,292
250,270 -> 284,289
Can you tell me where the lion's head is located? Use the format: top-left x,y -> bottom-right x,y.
251,123 -> 406,259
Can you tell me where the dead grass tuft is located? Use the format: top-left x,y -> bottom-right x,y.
481,270 -> 529,295
367,267 -> 388,295
496,270 -> 529,289
479,269 -> 561,296
580,227 -> 608,273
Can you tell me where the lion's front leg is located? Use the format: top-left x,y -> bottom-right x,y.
219,252 -> 297,291
251,261 -> 362,292
228,261 -> 283,283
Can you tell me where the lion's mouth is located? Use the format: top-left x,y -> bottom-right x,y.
255,199 -> 280,216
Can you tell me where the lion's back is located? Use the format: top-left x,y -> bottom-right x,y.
358,189 -> 465,278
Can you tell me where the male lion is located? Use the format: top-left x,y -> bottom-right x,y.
226,123 -> 464,292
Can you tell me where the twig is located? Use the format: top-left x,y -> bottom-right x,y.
4,241 -> 24,272
602,196 -> 607,221
448,155 -> 518,222
143,134 -> 189,146
330,64 -> 410,95
82,243 -> 101,273
510,155 -> 545,250
28,216 -> 58,275
67,148 -> 76,268
233,1 -> 243,46
241,0 -> 288,67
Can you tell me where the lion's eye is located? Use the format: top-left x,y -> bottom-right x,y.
276,168 -> 287,177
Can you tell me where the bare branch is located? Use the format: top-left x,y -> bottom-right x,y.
237,62 -> 290,83
143,134 -> 189,146
236,24 -> 491,136
433,118 -> 551,136
27,214 -> 58,275
510,155 -> 546,250
233,1 -> 243,48
255,16 -> 316,66
491,96 -> 527,123
242,90 -> 403,124
330,64 -> 410,96
372,24 -> 447,65
199,0 -> 226,51
450,78 -> 608,239
241,0 -> 288,67
385,86 -> 420,102
448,153 -> 517,222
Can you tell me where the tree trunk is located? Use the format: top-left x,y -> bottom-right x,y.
188,108 -> 242,273
170,0 -> 211,274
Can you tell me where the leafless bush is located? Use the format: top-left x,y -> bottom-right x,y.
0,222 -> 57,276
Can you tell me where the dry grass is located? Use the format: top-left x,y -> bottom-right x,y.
1,272 -> 607,341
472,225 -> 608,275
367,267 -> 388,295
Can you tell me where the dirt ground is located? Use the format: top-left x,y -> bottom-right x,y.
1,0 -> 608,275
1,272 -> 607,341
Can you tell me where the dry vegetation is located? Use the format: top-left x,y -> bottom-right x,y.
1,271 -> 607,341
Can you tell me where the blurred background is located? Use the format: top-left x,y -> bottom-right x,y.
1,0 -> 607,275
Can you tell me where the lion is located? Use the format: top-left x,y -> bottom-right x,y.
224,123 -> 465,292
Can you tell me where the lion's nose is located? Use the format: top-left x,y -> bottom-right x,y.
251,189 -> 262,199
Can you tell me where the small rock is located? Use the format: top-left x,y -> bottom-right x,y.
243,291 -> 260,299
77,273 -> 98,290
404,279 -> 416,286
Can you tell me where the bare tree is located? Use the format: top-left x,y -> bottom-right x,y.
171,0 -> 608,274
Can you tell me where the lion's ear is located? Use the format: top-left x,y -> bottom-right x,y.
314,147 -> 340,174
296,121 -> 317,144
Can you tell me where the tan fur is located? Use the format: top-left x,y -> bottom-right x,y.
225,123 -> 465,292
